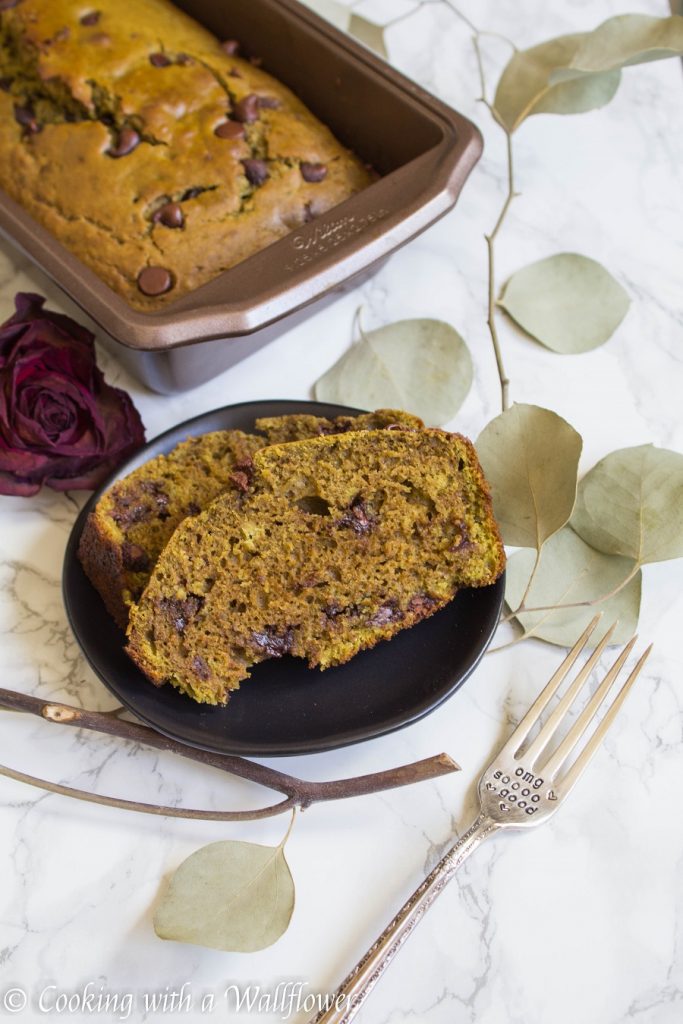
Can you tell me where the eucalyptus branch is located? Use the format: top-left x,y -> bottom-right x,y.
0,688 -> 459,821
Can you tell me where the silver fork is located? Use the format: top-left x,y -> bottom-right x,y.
310,617 -> 652,1024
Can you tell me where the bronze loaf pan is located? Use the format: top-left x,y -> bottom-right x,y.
0,0 -> 483,393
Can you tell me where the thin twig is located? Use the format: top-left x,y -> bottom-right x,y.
0,763 -> 295,822
0,688 -> 459,821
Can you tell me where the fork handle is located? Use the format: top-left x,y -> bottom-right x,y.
309,813 -> 498,1024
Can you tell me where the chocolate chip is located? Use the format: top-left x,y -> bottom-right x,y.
181,187 -> 204,200
301,162 -> 328,183
228,67 -> 242,78
214,119 -> 245,140
233,93 -> 260,123
242,159 -> 269,186
0,78 -> 11,91
322,602 -> 358,621
234,456 -> 254,479
107,126 -> 140,158
79,10 -> 100,24
13,104 -> 40,134
407,593 -> 439,620
191,655 -> 210,680
229,470 -> 250,493
337,496 -> 376,537
137,266 -> 174,297
160,594 -> 204,633
176,53 -> 192,65
186,502 -> 201,516
140,480 -> 171,517
220,39 -> 240,55
111,501 -> 148,528
369,600 -> 404,627
229,456 -> 255,493
303,202 -> 316,223
153,201 -> 184,228
258,95 -> 280,109
250,626 -> 294,658
149,52 -> 171,67
121,542 -> 150,573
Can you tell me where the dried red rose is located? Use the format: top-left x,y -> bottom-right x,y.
0,293 -> 145,496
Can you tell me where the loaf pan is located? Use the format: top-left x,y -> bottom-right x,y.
0,0 -> 482,393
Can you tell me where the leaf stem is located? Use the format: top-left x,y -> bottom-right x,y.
502,560 -> 641,621
0,688 -> 459,821
484,126 -> 515,412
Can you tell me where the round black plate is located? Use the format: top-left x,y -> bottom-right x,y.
63,400 -> 504,756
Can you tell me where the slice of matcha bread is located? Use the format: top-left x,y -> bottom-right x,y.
78,409 -> 422,627
126,429 -> 505,705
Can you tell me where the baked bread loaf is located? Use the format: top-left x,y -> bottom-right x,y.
78,409 -> 422,627
0,0 -> 373,309
126,429 -> 505,704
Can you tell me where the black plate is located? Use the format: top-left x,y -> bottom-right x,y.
63,400 -> 504,756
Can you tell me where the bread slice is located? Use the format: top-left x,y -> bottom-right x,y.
126,429 -> 505,705
78,409 -> 423,627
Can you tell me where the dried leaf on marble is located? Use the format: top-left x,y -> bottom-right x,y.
498,254 -> 630,354
493,34 -> 621,132
571,445 -> 683,564
315,319 -> 473,427
505,527 -> 641,647
154,831 -> 295,952
476,404 -> 582,549
550,14 -> 683,81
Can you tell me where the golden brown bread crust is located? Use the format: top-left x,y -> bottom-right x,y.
0,0 -> 373,309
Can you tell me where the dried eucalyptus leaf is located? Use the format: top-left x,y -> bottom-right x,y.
296,0 -> 350,31
493,34 -> 621,132
551,14 -> 683,81
498,254 -> 630,354
506,527 -> 641,647
349,14 -> 388,57
314,319 -> 473,427
571,444 -> 683,564
476,404 -> 582,549
154,839 -> 295,952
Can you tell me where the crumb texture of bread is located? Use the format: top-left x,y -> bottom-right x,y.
0,0 -> 373,309
78,410 -> 424,628
126,429 -> 505,705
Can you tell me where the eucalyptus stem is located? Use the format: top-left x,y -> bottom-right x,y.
0,688 -> 459,822
470,32 -> 515,412
483,127 -> 515,412
501,560 -> 641,622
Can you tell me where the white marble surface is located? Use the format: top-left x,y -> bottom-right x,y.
1,1 -> 682,1022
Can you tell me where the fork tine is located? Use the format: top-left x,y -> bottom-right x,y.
505,614 -> 602,758
522,621 -> 618,765
554,645 -> 652,798
540,636 -> 637,777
